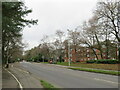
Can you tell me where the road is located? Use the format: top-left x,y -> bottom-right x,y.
17,61 -> 119,88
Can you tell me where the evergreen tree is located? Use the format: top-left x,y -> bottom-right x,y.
2,2 -> 38,67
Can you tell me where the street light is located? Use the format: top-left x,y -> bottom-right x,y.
117,42 -> 120,61
67,29 -> 71,66
68,41 -> 71,66
42,56 -> 44,63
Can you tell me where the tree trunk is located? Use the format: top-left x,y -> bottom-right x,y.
85,42 -> 99,60
105,30 -> 109,59
95,34 -> 103,59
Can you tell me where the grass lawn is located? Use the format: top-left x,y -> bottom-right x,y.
40,61 -> 119,71
56,62 -> 119,71
40,62 -> 120,75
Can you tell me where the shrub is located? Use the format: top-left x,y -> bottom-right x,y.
96,59 -> 118,64
86,59 -> 120,64
86,60 -> 96,63
86,59 -> 119,64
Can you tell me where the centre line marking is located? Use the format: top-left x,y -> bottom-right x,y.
94,78 -> 119,84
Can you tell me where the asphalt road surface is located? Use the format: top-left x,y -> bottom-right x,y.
19,61 -> 119,88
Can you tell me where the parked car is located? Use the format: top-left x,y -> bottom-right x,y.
49,60 -> 53,64
49,59 -> 57,64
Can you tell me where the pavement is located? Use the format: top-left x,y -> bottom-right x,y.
2,63 -> 43,89
9,63 -> 43,88
20,61 -> 119,88
2,67 -> 19,89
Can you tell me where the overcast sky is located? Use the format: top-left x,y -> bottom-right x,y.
22,0 -> 98,50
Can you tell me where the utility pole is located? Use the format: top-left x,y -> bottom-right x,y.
68,41 -> 71,66
67,29 -> 71,66
115,41 -> 120,61
42,56 -> 44,63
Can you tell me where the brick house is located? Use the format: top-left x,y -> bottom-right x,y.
64,46 -> 118,62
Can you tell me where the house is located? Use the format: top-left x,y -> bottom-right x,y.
64,46 -> 118,62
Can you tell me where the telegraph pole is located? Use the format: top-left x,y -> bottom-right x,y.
68,41 -> 71,66
67,29 -> 71,66
42,56 -> 44,63
115,41 -> 120,61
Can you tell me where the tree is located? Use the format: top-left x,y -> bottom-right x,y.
2,2 -> 38,67
95,1 -> 120,42
55,30 -> 65,62
67,29 -> 81,61
95,1 -> 120,60
80,0 -> 120,60
82,15 -> 106,60
52,39 -> 60,61
40,35 -> 51,61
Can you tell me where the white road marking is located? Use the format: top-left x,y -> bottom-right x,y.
94,78 -> 119,84
4,68 -> 23,90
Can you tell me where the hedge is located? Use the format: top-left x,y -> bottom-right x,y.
86,60 -> 96,63
86,59 -> 119,64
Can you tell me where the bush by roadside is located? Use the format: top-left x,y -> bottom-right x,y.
86,59 -> 119,64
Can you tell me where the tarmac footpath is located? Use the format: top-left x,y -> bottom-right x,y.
2,68 -> 20,90
8,63 -> 43,88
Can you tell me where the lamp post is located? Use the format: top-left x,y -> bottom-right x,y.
67,29 -> 71,66
118,42 -> 120,61
68,42 -> 71,66
42,56 -> 44,63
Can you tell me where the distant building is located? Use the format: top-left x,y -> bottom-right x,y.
64,46 -> 118,62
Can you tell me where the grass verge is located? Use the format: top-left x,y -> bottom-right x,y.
68,67 -> 120,76
41,62 -> 119,71
40,80 -> 59,90
55,62 -> 119,71
40,62 -> 49,64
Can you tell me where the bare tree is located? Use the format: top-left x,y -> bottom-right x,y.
41,35 -> 49,44
95,1 -> 120,60
67,29 -> 81,61
81,16 -> 102,60
95,1 -> 120,42
40,35 -> 51,60
55,30 -> 65,62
